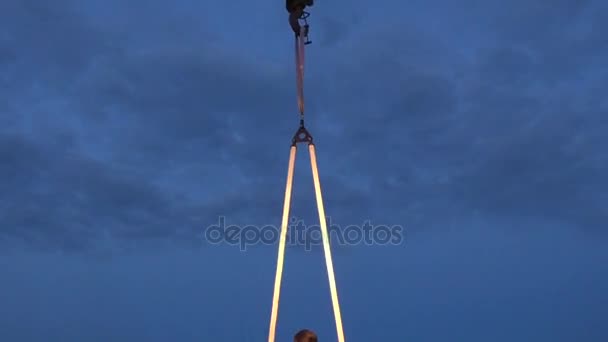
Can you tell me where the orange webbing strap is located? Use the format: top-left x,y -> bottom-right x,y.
296,27 -> 305,115
267,142 -> 346,342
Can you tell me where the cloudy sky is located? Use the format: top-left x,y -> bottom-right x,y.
1,0 -> 607,340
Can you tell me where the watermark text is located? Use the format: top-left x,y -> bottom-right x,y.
203,216 -> 404,251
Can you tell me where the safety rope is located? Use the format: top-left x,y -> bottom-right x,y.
267,8 -> 346,342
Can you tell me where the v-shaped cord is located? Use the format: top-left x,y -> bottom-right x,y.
267,124 -> 345,342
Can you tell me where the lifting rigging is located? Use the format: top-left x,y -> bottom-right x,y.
267,2 -> 346,342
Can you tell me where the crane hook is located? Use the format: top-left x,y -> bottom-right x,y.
287,0 -> 313,44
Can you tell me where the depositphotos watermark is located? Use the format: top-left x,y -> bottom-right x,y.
203,216 -> 404,251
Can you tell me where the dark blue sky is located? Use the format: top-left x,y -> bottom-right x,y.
1,0 -> 607,341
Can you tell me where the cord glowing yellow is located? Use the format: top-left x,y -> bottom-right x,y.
309,144 -> 345,342
268,145 -> 297,342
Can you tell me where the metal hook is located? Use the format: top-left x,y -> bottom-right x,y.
303,25 -> 311,45
299,11 -> 312,44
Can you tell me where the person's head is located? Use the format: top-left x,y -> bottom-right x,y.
294,329 -> 317,342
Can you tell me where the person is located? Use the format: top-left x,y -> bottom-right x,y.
294,329 -> 318,342
286,0 -> 313,35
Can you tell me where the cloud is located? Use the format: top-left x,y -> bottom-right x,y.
0,0 -> 298,250
1,0 -> 606,252
307,0 -> 607,232
1,2 -> 607,341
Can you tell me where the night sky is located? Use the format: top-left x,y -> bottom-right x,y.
1,0 -> 607,341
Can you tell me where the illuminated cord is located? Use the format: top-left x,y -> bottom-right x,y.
267,144 -> 346,342
309,144 -> 345,342
268,146 -> 297,342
